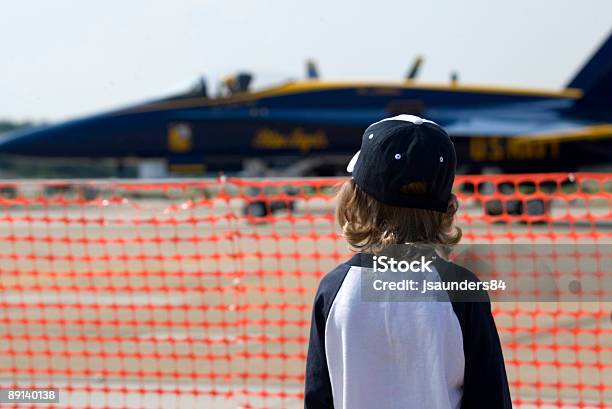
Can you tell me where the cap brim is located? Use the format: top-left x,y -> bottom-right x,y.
346,150 -> 360,173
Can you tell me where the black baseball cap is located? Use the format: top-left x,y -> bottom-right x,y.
347,114 -> 456,213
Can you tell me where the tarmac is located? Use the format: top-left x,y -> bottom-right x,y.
0,196 -> 609,408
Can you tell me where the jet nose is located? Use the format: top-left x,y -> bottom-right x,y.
0,113 -> 168,158
0,125 -> 57,156
0,117 -> 142,157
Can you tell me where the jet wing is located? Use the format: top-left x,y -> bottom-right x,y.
438,114 -> 612,170
440,116 -> 608,139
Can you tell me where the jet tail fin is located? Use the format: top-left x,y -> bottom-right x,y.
567,31 -> 612,109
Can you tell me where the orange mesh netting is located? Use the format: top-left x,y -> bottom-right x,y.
0,173 -> 610,408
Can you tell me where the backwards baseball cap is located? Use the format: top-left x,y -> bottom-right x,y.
347,114 -> 456,213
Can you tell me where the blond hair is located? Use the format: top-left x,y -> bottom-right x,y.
336,179 -> 461,254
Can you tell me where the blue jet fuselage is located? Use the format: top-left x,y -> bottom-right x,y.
2,30 -> 612,174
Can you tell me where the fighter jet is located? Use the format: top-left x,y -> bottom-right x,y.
1,31 -> 610,177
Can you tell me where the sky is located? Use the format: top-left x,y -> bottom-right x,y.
1,0 -> 611,121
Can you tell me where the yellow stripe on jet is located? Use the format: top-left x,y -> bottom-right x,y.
118,80 -> 583,115
278,80 -> 583,99
512,124 -> 612,144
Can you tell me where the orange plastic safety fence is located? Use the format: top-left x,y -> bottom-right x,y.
0,173 -> 609,408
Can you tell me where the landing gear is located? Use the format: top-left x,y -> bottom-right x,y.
239,156 -> 348,218
243,199 -> 296,218
477,181 -> 550,218
483,197 -> 549,217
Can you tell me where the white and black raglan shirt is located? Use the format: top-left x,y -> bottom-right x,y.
304,253 -> 512,409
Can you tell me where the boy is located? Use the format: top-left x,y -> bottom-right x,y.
304,115 -> 511,409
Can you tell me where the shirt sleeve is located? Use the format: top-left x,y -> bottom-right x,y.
304,288 -> 334,409
456,300 -> 513,409
304,257 -> 357,409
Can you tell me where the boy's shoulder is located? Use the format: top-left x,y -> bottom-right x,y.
315,252 -> 491,304
433,256 -> 491,303
318,253 -> 361,290
313,253 -> 362,313
319,252 -> 482,286
433,256 -> 481,282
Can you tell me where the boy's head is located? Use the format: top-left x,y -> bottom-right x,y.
337,115 -> 461,253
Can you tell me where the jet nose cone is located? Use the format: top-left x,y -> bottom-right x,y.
0,113 -> 168,158
0,125 -> 55,156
